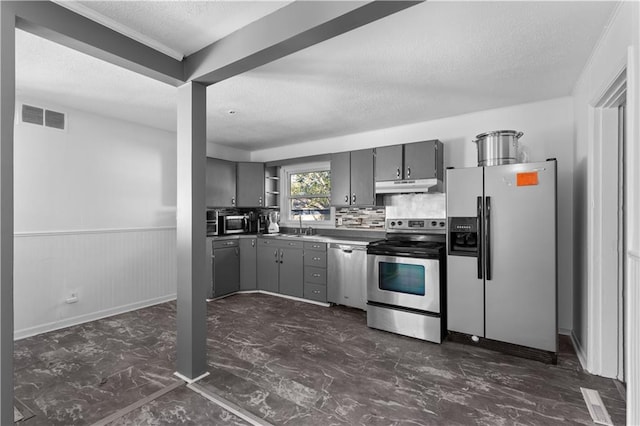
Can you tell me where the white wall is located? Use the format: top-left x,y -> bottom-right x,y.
14,98 -> 178,338
253,97 -> 575,333
15,98 -> 177,232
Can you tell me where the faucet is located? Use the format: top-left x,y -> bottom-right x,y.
306,226 -> 313,236
298,214 -> 303,235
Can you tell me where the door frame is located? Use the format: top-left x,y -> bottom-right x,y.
586,52 -> 633,380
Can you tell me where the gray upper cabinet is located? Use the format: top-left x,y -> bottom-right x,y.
350,149 -> 375,206
375,144 -> 403,181
330,152 -> 351,206
405,140 -> 438,180
207,157 -> 236,207
237,162 -> 265,207
375,140 -> 442,182
240,238 -> 257,291
330,149 -> 375,206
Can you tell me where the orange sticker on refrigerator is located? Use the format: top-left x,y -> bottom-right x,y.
517,172 -> 538,186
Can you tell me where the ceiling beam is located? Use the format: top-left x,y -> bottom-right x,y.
185,0 -> 422,85
9,1 -> 184,86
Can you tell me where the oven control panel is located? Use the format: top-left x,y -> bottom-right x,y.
386,218 -> 446,232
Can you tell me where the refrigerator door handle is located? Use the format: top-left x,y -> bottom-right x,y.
477,196 -> 483,279
485,196 -> 492,281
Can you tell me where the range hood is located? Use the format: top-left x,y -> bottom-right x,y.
375,178 -> 442,194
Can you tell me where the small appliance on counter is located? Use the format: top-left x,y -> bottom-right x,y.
267,211 -> 280,233
206,210 -> 219,236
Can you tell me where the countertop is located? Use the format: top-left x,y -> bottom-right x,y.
209,233 -> 379,246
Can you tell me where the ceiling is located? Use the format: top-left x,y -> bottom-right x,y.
16,1 -> 617,153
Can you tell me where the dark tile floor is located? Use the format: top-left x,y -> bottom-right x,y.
14,293 -> 626,425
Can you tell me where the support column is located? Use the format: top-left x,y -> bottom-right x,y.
0,2 -> 14,425
176,82 -> 208,380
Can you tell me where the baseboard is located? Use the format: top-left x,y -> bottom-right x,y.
571,329 -> 588,370
14,293 -> 177,340
559,328 -> 572,336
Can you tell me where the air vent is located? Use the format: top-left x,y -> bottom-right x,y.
45,110 -> 65,130
21,104 -> 43,125
21,104 -> 66,130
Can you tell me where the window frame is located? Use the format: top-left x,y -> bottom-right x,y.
279,161 -> 334,229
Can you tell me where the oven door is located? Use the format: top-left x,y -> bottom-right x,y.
367,254 -> 440,313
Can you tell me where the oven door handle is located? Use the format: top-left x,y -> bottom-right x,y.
477,196 -> 483,279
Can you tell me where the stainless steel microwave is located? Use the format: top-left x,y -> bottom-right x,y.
222,215 -> 248,235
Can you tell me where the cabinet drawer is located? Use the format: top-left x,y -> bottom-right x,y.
305,266 -> 326,285
213,239 -> 238,249
304,283 -> 327,303
304,241 -> 326,251
304,251 -> 327,268
280,239 -> 304,249
258,238 -> 280,247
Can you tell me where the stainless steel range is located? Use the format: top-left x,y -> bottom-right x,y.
366,218 -> 446,343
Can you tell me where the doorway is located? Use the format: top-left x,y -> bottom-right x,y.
588,68 -> 628,383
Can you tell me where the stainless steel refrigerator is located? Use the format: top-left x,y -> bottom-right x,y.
446,160 -> 557,353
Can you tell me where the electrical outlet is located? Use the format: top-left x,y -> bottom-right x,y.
337,217 -> 343,225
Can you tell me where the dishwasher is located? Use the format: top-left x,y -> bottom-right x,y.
328,243 -> 368,310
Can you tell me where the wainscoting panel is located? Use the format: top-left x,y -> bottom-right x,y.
628,250 -> 640,425
14,227 -> 177,339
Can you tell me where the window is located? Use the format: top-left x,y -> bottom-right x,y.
281,163 -> 332,225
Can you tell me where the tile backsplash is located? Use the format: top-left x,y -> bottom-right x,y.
384,193 -> 446,219
335,193 -> 446,230
335,207 -> 385,229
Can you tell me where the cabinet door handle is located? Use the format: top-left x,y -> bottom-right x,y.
313,257 -> 321,261
396,168 -> 400,178
312,273 -> 321,278
258,197 -> 263,206
352,193 -> 356,204
407,167 -> 411,178
231,197 -> 236,206
224,241 -> 234,246
312,290 -> 320,294
252,240 -> 255,247
274,249 -> 278,263
344,195 -> 349,203
235,248 -> 239,256
312,244 -> 321,248
288,242 -> 296,246
280,249 -> 284,263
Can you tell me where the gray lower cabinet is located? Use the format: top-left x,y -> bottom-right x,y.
213,239 -> 240,297
303,241 -> 327,302
278,245 -> 304,298
239,238 -> 257,290
257,239 -> 280,293
206,237 -> 214,299
257,238 -> 304,297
